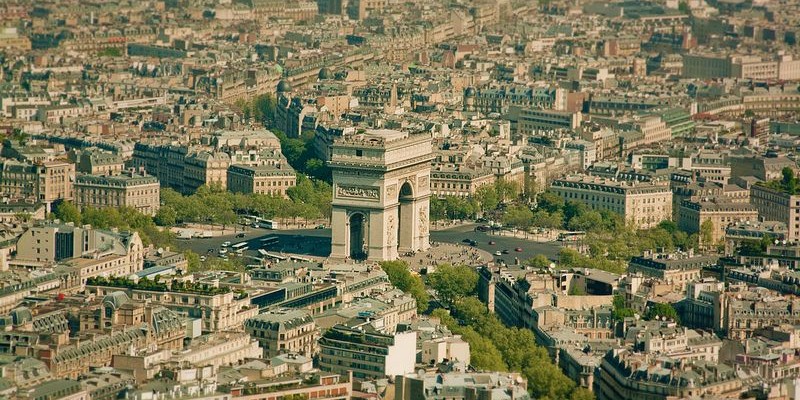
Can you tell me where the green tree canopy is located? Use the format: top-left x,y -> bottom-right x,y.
380,260 -> 430,313
427,264 -> 478,307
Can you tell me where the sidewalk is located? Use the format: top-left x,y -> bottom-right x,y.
400,242 -> 492,271
487,228 -> 559,243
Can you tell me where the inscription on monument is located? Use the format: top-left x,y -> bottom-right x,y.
336,185 -> 380,200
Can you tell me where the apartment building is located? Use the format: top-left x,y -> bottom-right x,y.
0,159 -> 74,207
395,369 -> 529,400
14,223 -> 145,279
430,165 -> 495,198
508,106 -> 581,134
74,150 -> 124,175
244,309 -> 318,358
74,172 -> 160,216
750,182 -> 800,242
677,198 -> 759,244
550,175 -> 673,228
628,252 -> 719,292
171,332 -> 260,369
130,144 -> 230,194
318,324 -> 416,380
227,163 -> 296,198
85,282 -> 258,333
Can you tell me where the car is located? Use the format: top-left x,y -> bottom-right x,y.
488,241 -> 496,245
502,249 -> 510,254
315,224 -> 326,229
222,241 -> 231,247
199,256 -> 207,262
475,225 -> 490,232
220,255 -> 229,261
236,233 -> 246,238
494,251 -> 502,256
462,238 -> 472,243
219,248 -> 228,255
469,240 -> 478,246
515,247 -> 523,252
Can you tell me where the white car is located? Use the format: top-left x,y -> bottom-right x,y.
221,241 -> 231,247
219,248 -> 228,255
494,251 -> 502,256
199,256 -> 207,262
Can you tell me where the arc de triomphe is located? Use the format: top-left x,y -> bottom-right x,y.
328,129 -> 432,261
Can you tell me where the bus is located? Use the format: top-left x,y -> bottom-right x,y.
260,236 -> 279,247
557,231 -> 586,242
231,242 -> 249,254
251,217 -> 279,230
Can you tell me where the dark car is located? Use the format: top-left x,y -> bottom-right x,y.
469,240 -> 478,246
462,238 -> 472,243
475,225 -> 491,232
502,249 -> 510,254
236,233 -> 246,238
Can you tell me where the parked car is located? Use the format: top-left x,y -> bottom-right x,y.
222,241 -> 231,247
199,256 -> 207,262
315,224 -> 326,229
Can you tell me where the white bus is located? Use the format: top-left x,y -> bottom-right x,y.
251,217 -> 279,230
259,236 -> 279,247
231,242 -> 249,254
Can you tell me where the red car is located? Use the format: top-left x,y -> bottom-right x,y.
515,247 -> 523,252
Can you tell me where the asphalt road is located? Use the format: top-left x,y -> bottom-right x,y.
174,224 -> 561,264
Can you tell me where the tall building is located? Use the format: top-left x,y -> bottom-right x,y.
550,175 -> 673,228
14,222 -> 145,281
244,309 -> 318,358
750,182 -> 800,243
227,163 -> 296,198
318,324 -> 416,380
74,172 -> 160,216
0,159 -> 74,208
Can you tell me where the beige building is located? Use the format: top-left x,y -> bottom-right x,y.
430,165 -> 495,198
0,159 -> 74,207
751,183 -> 800,243
74,172 -> 160,216
550,175 -> 673,228
14,223 -> 145,280
74,150 -> 125,175
227,163 -> 296,198
628,252 -> 719,292
183,151 -> 230,191
244,309 -> 318,358
85,284 -> 258,333
677,198 -> 759,244
170,332 -> 260,369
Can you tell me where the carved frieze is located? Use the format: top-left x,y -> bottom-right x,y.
336,185 -> 380,200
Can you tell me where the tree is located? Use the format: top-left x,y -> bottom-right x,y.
567,210 -> 603,232
184,250 -> 201,272
474,185 -> 499,212
53,201 -> 81,224
644,303 -> 680,323
678,1 -> 691,14
783,166 -> 797,194
494,179 -> 520,203
526,254 -> 551,269
154,206 -> 178,226
537,191 -> 564,213
502,205 -> 533,229
531,210 -> 563,229
427,264 -> 478,307
700,219 -> 715,248
380,260 -> 430,313
612,294 -> 635,321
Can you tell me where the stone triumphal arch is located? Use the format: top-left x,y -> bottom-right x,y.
329,129 -> 432,261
